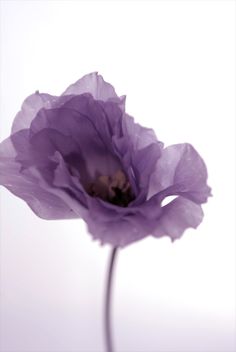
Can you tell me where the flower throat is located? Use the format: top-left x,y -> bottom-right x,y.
87,170 -> 134,207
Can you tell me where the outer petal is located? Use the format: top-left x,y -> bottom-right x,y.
62,72 -> 122,102
87,216 -> 151,247
10,128 -> 80,184
28,96 -> 123,183
148,143 -> 211,204
112,113 -> 164,201
86,206 -> 161,247
12,92 -> 58,133
52,151 -> 88,209
153,196 -> 204,241
84,193 -> 163,247
0,137 -> 79,220
130,142 -> 163,204
12,72 -> 124,134
122,113 -> 161,150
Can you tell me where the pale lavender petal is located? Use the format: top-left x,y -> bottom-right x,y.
28,97 -> 123,183
10,128 -> 78,185
130,142 -> 163,205
84,195 -> 163,246
153,196 -> 204,241
12,92 -> 57,134
86,208 -> 158,247
148,143 -> 211,203
0,137 -> 78,220
52,151 -> 88,208
62,72 -> 121,102
112,113 -> 164,202
122,113 -> 161,150
27,166 -> 88,219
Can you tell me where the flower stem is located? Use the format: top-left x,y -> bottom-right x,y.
104,247 -> 118,352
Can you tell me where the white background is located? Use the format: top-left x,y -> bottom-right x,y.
0,1 -> 235,351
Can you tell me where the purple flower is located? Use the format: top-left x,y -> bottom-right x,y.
0,73 -> 211,246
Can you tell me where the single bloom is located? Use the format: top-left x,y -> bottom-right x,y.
0,73 -> 211,246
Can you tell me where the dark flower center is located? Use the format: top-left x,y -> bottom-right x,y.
87,170 -> 134,207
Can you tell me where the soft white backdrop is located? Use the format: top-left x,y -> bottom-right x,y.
0,1 -> 235,351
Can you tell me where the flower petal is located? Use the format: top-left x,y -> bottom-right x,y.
12,73 -> 124,135
130,142 -> 163,205
10,128 -> 80,184
52,151 -> 88,208
148,143 -> 211,204
153,196 -> 204,241
112,113 -> 164,201
29,96 -> 123,183
0,136 -> 79,220
121,113 -> 161,150
12,92 -> 57,134
84,194 -> 163,247
62,72 -> 121,102
86,208 -> 159,247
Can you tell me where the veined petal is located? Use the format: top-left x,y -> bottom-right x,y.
86,211 -> 156,247
149,143 -> 211,204
12,92 -> 57,134
153,196 -> 204,241
62,72 -> 122,102
112,113 -> 164,203
0,136 -> 79,220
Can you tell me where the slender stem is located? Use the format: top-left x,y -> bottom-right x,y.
104,247 -> 118,352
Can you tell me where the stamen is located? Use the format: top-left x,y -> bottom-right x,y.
87,170 -> 134,207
